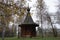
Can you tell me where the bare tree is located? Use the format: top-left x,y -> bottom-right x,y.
37,0 -> 47,37
46,13 -> 57,37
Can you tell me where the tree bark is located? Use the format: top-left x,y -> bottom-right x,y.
2,27 -> 5,40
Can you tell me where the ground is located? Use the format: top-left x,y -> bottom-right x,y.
0,37 -> 60,40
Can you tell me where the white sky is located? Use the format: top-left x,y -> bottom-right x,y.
25,0 -> 59,29
12,0 -> 58,13
14,0 -> 59,29
44,0 -> 58,13
20,0 -> 59,13
14,0 -> 58,13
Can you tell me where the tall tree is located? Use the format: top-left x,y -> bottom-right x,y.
37,0 -> 46,37
0,0 -> 28,38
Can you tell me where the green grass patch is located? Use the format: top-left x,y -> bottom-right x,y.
0,37 -> 60,40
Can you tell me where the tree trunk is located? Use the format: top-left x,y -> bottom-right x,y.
2,27 -> 5,40
47,13 -> 57,37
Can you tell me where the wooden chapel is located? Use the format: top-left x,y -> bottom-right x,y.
18,7 -> 39,37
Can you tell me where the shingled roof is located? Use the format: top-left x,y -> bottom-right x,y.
19,7 -> 39,26
23,13 -> 35,24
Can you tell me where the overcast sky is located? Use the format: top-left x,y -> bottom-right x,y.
44,0 -> 58,13
14,0 -> 58,13
24,0 -> 59,22
25,0 -> 60,29
14,0 -> 60,29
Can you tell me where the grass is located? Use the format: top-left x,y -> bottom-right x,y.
0,37 -> 60,40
